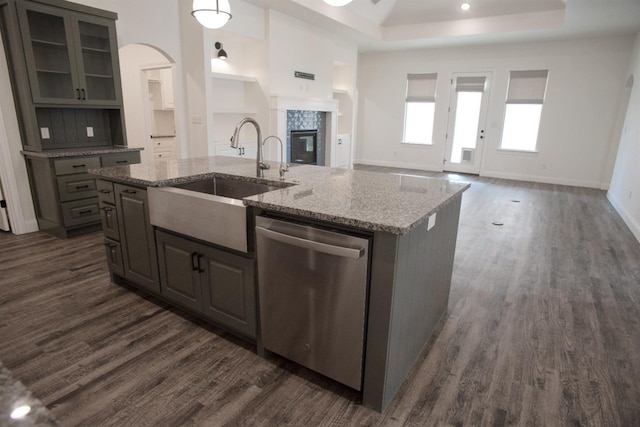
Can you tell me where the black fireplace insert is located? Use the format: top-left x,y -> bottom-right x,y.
290,130 -> 318,165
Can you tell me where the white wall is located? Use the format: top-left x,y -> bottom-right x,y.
608,33 -> 640,243
357,36 -> 634,188
0,32 -> 38,234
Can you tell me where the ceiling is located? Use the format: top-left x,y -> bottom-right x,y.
242,0 -> 640,51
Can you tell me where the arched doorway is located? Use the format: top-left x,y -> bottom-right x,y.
118,44 -> 181,165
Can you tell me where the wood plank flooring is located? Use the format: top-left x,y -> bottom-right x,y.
1,166 -> 640,426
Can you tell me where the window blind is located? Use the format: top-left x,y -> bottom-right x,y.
406,73 -> 437,102
506,70 -> 548,104
455,76 -> 486,92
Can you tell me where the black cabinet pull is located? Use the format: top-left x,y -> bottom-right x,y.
98,189 -> 111,194
75,185 -> 89,190
78,209 -> 93,215
198,254 -> 205,273
191,252 -> 199,271
76,88 -> 81,100
81,88 -> 86,100
72,164 -> 86,168
101,206 -> 112,212
122,189 -> 137,194
116,160 -> 128,164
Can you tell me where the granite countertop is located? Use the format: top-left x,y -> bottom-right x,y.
89,156 -> 469,235
22,146 -> 142,158
0,362 -> 59,427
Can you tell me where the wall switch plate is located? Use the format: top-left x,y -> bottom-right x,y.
40,127 -> 50,139
427,212 -> 437,231
87,127 -> 94,137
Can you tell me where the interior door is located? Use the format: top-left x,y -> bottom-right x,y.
444,72 -> 491,174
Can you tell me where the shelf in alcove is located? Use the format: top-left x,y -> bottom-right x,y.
31,38 -> 66,48
211,72 -> 258,83
333,88 -> 348,95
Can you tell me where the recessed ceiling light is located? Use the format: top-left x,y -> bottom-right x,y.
324,0 -> 353,6
460,2 -> 471,11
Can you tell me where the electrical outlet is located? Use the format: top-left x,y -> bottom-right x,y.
40,127 -> 50,139
86,127 -> 94,137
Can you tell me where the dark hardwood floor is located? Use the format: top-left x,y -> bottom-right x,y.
1,166 -> 640,426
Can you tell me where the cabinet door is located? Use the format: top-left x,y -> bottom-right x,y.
99,202 -> 119,241
115,184 -> 159,293
104,238 -> 124,277
71,14 -> 121,105
156,230 -> 202,312
17,1 -> 81,104
200,245 -> 256,338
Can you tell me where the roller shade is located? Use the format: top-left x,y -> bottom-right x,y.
455,76 -> 486,92
406,73 -> 437,102
506,70 -> 548,104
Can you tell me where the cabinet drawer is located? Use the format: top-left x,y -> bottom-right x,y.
61,197 -> 100,227
97,180 -> 115,204
101,151 -> 140,167
104,238 -> 124,277
153,137 -> 175,150
100,202 -> 119,241
57,174 -> 97,202
153,150 -> 174,160
54,157 -> 100,175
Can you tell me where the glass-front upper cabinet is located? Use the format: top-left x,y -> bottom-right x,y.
17,1 -> 121,106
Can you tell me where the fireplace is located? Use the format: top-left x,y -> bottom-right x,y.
290,130 -> 318,165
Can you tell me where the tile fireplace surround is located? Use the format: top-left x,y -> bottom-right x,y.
270,96 -> 338,167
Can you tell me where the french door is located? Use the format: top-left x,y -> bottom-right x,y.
444,72 -> 492,174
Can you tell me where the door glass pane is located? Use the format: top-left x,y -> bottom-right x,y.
451,92 -> 482,163
78,21 -> 116,101
27,10 -> 75,99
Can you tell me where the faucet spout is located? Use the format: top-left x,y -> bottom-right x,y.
263,136 -> 289,180
231,117 -> 267,178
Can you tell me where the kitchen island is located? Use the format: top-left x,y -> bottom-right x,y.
90,156 -> 469,412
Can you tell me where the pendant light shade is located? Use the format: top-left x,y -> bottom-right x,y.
323,0 -> 353,6
192,0 -> 232,29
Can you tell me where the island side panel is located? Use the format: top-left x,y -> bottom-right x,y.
363,194 -> 463,411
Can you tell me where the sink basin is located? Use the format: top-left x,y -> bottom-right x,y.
174,177 -> 279,199
148,176 -> 284,253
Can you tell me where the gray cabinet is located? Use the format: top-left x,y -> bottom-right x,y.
0,0 -> 125,151
114,183 -> 159,294
24,151 -> 139,238
156,230 -> 256,338
17,0 -> 121,105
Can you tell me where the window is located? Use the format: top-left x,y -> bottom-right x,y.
403,73 -> 437,145
500,70 -> 548,151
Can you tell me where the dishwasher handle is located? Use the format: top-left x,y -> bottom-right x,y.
256,226 -> 365,259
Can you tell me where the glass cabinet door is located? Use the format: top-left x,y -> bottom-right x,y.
73,16 -> 121,105
18,3 -> 80,103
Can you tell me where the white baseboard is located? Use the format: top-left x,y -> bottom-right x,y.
607,192 -> 640,244
480,169 -> 606,189
354,158 -> 443,173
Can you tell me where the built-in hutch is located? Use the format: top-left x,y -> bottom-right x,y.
0,0 -> 140,238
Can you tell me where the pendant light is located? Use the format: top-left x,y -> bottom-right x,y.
192,0 -> 232,29
323,0 -> 353,6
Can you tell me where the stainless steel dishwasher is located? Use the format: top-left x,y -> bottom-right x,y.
255,216 -> 370,390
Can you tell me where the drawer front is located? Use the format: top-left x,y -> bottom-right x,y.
97,180 -> 115,204
54,157 -> 101,175
100,202 -> 119,241
153,137 -> 175,150
61,197 -> 100,227
103,238 -> 124,277
101,152 -> 141,167
57,174 -> 97,202
153,150 -> 174,160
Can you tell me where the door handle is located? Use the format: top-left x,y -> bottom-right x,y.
256,226 -> 365,259
191,252 -> 199,271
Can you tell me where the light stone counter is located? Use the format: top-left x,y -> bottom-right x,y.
89,156 -> 469,235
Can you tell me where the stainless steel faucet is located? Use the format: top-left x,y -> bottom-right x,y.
263,136 -> 289,180
230,117 -> 269,178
